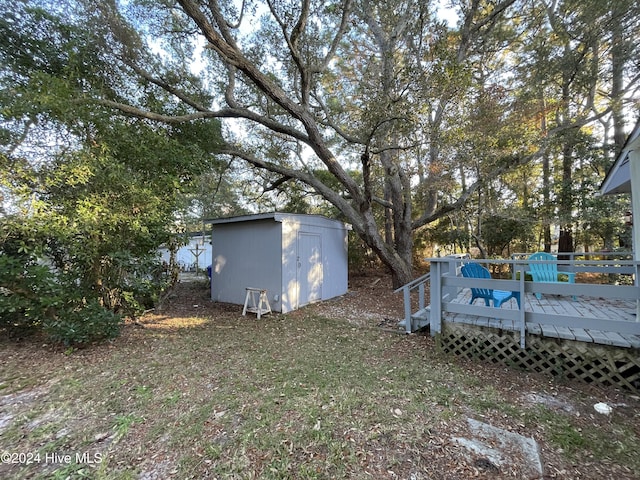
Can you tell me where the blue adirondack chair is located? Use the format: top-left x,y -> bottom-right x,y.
461,263 -> 521,308
527,252 -> 576,300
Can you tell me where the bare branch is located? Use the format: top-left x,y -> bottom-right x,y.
91,97 -> 312,144
206,0 -> 240,48
413,148 -> 545,229
92,99 -> 216,123
122,60 -> 210,113
263,175 -> 293,192
265,0 -> 310,104
316,0 -> 353,71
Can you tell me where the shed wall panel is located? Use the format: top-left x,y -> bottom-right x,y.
318,222 -> 349,299
211,221 -> 283,311
281,221 -> 298,313
281,217 -> 349,309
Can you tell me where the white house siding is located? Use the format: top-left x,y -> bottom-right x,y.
158,236 -> 211,271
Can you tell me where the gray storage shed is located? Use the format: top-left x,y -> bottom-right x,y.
209,213 -> 351,313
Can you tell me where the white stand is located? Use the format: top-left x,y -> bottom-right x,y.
242,288 -> 272,319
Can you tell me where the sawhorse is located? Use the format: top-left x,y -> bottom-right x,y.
242,287 -> 272,319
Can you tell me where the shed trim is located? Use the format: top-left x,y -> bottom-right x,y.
206,212 -> 352,230
599,117 -> 640,195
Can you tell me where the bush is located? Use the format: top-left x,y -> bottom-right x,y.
0,255 -> 64,336
0,254 -> 122,345
102,253 -> 173,319
42,299 -> 122,346
0,224 -> 165,345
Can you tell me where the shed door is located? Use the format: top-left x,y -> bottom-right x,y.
297,233 -> 322,307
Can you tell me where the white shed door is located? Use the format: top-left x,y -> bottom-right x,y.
297,233 -> 322,307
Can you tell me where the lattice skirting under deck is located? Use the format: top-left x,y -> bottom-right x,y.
437,323 -> 640,393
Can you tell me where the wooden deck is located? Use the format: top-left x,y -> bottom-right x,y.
398,256 -> 640,390
445,289 -> 640,348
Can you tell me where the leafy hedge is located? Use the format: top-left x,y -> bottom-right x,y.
0,254 -> 123,345
0,249 -> 171,346
42,299 -> 122,346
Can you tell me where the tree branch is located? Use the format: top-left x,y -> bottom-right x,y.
176,0 -> 364,205
263,175 -> 293,192
412,148 -> 545,230
217,145 -> 364,230
91,97 -> 313,144
121,59 -> 210,113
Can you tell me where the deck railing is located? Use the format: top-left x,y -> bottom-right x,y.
394,254 -> 469,333
427,256 -> 640,348
393,271 -> 430,333
510,251 -> 636,277
511,251 -> 633,261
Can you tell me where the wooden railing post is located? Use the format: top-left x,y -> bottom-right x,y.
517,263 -> 526,348
442,256 -> 457,302
430,260 -> 442,334
395,271 -> 432,333
403,286 -> 412,333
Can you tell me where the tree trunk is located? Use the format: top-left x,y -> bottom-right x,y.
610,1 -> 626,152
539,92 -> 552,253
357,210 -> 413,287
557,139 -> 574,259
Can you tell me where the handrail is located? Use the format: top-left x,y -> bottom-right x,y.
394,272 -> 431,333
395,254 -> 469,333
393,272 -> 431,294
511,251 -> 633,261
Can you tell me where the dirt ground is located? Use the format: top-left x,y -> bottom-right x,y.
169,270 -> 406,328
2,270 -> 640,479
155,271 -> 640,478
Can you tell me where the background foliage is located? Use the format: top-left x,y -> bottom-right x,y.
0,1 -> 225,343
0,0 -> 638,342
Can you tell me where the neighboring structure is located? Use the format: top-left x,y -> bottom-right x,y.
600,118 -> 640,318
208,213 -> 351,313
158,233 -> 212,272
600,117 -> 640,258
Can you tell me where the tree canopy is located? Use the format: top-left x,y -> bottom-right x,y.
0,0 -> 227,343
2,0 -> 639,295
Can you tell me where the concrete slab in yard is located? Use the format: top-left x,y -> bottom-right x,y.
452,418 -> 544,478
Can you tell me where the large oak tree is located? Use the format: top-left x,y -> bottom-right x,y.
4,0 -> 639,287
79,0 -> 529,286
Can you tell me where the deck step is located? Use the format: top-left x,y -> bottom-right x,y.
398,306 -> 431,332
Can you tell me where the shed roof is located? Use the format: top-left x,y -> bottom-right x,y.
600,117 -> 640,195
206,212 -> 352,229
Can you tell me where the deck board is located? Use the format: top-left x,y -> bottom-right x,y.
623,334 -> 640,349
588,330 -> 614,345
528,324 -> 542,335
447,288 -> 640,349
554,326 -> 576,341
599,331 -> 632,348
540,324 -> 559,338
570,328 -> 593,343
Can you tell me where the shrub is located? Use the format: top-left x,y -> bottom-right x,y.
0,224 -> 165,345
0,254 -> 122,345
0,255 -> 64,336
42,299 -> 122,346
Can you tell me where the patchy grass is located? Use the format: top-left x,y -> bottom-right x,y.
1,280 -> 639,479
